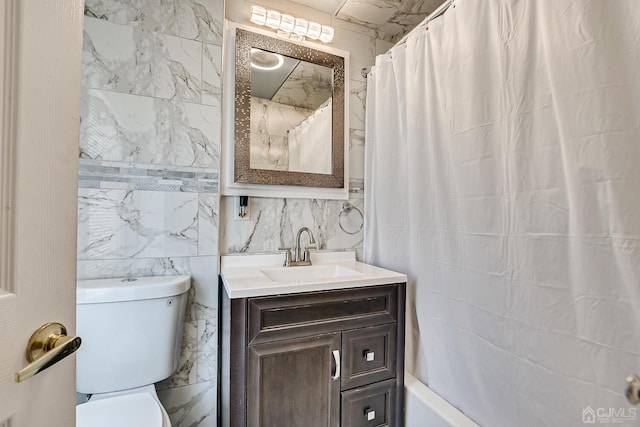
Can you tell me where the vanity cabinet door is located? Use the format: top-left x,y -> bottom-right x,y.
247,333 -> 341,427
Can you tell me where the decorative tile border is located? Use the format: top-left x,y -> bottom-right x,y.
78,160 -> 218,193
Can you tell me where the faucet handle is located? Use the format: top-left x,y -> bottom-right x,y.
302,245 -> 317,262
277,247 -> 292,266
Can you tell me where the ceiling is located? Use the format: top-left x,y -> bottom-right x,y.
290,0 -> 445,42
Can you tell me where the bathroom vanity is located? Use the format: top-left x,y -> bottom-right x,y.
219,251 -> 407,427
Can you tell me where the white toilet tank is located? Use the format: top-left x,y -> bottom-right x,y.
76,275 -> 191,394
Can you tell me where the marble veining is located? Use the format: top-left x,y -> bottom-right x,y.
157,381 -> 216,427
198,194 -> 219,256
85,0 -> 223,44
250,97 -> 313,171
220,197 -> 364,255
80,88 -> 219,167
77,189 -> 199,260
336,0 -> 443,42
271,61 -> 333,111
202,43 -> 222,106
350,80 -> 367,131
82,17 -> 202,102
350,129 -> 366,180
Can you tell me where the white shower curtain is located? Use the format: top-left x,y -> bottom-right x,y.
288,100 -> 332,174
365,0 -> 640,425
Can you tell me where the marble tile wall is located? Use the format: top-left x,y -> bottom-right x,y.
335,0 -> 444,43
220,181 -> 365,257
79,0 -> 222,425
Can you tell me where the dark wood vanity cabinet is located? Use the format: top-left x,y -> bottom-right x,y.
220,283 -> 406,427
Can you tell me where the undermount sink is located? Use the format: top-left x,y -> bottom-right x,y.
260,264 -> 363,283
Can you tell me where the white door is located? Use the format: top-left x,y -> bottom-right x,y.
0,0 -> 84,426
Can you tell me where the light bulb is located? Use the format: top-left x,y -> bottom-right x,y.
307,22 -> 322,40
280,14 -> 295,33
293,18 -> 309,36
249,5 -> 266,26
319,25 -> 334,43
265,10 -> 281,29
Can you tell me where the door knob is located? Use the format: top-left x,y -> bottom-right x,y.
626,374 -> 640,405
14,322 -> 81,383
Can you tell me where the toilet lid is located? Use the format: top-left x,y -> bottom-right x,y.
76,392 -> 163,427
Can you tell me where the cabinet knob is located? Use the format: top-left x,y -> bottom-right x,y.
364,350 -> 375,362
364,408 -> 376,421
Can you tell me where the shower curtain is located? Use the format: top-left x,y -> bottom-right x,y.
364,0 -> 640,425
288,99 -> 332,174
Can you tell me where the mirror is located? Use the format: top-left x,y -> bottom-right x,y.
234,28 -> 345,188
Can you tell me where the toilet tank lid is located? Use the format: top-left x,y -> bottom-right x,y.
77,275 -> 191,304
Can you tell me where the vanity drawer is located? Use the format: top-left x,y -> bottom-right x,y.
341,379 -> 397,427
342,324 -> 397,390
248,285 -> 398,345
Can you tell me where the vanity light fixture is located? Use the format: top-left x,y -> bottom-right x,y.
249,5 -> 334,43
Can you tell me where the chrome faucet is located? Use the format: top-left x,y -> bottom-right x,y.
279,226 -> 317,267
294,226 -> 316,265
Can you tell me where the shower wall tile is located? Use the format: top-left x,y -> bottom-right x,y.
335,0 -> 441,43
350,128 -> 366,180
331,15 -> 378,39
376,38 -> 395,56
202,43 -> 222,106
82,17 -> 202,102
350,80 -> 367,131
331,27 -> 376,83
85,0 -> 223,44
157,381 -> 216,427
77,189 -> 199,260
80,89 -> 220,167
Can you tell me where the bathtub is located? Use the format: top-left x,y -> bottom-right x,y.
404,372 -> 479,427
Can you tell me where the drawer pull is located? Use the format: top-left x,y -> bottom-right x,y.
365,408 -> 376,421
331,349 -> 341,380
364,350 -> 375,362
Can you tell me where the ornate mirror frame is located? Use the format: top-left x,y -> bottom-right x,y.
234,28 -> 345,188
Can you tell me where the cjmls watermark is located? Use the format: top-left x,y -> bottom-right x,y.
583,406 -> 637,424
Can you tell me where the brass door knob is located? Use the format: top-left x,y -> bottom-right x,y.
14,322 -> 82,383
626,374 -> 640,405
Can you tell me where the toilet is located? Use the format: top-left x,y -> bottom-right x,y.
75,275 -> 191,427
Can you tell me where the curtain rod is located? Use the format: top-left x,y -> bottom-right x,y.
361,0 -> 454,77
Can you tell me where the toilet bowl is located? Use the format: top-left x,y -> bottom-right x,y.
75,276 -> 191,427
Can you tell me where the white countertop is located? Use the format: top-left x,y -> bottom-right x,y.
220,251 -> 407,298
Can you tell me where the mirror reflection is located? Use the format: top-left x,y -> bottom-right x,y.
249,48 -> 333,175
